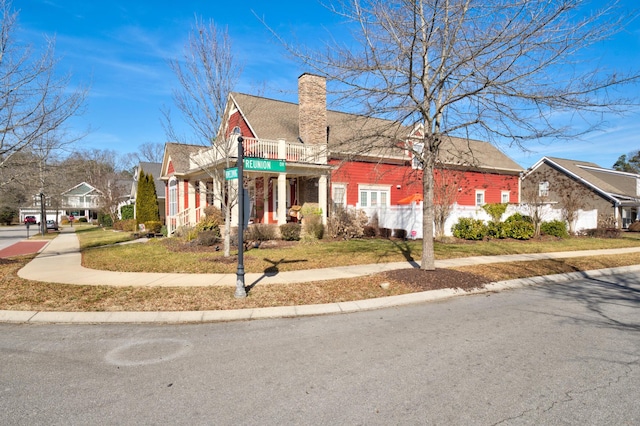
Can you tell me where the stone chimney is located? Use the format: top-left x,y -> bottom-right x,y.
298,73 -> 327,145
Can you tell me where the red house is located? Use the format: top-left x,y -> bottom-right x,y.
161,73 -> 523,236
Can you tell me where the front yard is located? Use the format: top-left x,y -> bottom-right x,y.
0,226 -> 638,312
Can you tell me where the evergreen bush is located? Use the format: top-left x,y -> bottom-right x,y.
487,221 -> 507,239
540,220 -> 569,238
503,219 -> 534,240
136,170 -> 160,225
452,218 -> 488,240
120,204 -> 134,220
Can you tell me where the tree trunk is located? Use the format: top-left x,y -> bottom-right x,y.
421,151 -> 436,270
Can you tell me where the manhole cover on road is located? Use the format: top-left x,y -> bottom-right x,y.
105,338 -> 192,367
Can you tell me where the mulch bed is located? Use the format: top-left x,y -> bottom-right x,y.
381,268 -> 492,292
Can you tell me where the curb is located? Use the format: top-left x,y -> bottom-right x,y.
2,264 -> 639,325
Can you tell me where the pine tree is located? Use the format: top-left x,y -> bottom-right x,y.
135,170 -> 160,226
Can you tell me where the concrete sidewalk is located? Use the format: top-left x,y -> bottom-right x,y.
3,228 -> 640,324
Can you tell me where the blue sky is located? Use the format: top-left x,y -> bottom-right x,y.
15,0 -> 640,169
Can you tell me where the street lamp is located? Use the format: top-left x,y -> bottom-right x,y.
39,192 -> 46,236
235,136 -> 247,298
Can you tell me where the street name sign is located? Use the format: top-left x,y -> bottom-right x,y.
225,167 -> 238,180
244,158 -> 286,173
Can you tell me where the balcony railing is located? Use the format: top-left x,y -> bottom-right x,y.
189,137 -> 327,169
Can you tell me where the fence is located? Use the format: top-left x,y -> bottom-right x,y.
359,203 -> 598,238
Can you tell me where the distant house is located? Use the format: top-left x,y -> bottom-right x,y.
521,156 -> 640,230
60,182 -> 103,221
19,181 -> 103,224
127,162 -> 166,224
160,73 -> 523,236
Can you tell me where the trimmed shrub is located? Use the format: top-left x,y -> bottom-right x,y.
301,214 -> 325,241
280,223 -> 301,241
363,225 -> 377,237
196,230 -> 220,246
78,217 -> 88,223
393,228 -> 407,239
452,218 -> 488,240
379,228 -> 392,238
120,204 -> 134,220
540,220 -> 569,238
245,224 -> 278,241
582,228 -> 621,238
628,221 -> 640,232
99,213 -> 113,227
504,212 -> 532,224
113,219 -> 136,232
503,219 -> 534,240
144,220 -> 162,234
487,221 -> 507,239
327,206 -> 368,239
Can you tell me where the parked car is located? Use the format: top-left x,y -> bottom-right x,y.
24,216 -> 37,225
46,220 -> 59,231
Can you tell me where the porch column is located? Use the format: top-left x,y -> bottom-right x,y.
318,174 -> 328,225
277,173 -> 287,225
188,180 -> 197,225
213,176 -> 222,209
263,178 -> 269,223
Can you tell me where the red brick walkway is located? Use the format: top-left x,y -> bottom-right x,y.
0,241 -> 48,258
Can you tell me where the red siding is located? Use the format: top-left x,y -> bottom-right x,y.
227,111 -> 255,138
330,160 -> 519,206
330,160 -> 422,205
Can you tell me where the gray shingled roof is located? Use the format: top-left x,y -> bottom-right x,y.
543,157 -> 639,199
138,162 -> 165,199
231,92 -> 523,173
163,142 -> 203,175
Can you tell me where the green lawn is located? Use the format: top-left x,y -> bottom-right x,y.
79,227 -> 640,274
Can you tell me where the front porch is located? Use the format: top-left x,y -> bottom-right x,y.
166,137 -> 331,235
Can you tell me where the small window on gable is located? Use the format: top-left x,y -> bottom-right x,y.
539,181 -> 549,197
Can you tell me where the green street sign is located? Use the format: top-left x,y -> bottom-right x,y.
225,167 -> 239,180
244,158 -> 286,173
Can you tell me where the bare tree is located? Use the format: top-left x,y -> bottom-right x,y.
277,0 -> 639,269
62,149 -> 130,223
0,0 -> 85,185
433,167 -> 467,238
163,16 -> 242,257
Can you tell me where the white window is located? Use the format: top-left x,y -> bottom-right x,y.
539,181 -> 549,197
475,190 -> 485,206
332,184 -> 346,208
501,191 -> 510,203
359,185 -> 390,208
168,179 -> 178,216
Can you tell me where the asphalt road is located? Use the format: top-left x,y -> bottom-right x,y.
1,272 -> 638,425
0,225 -> 32,250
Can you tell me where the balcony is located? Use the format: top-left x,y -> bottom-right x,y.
190,137 -> 327,170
